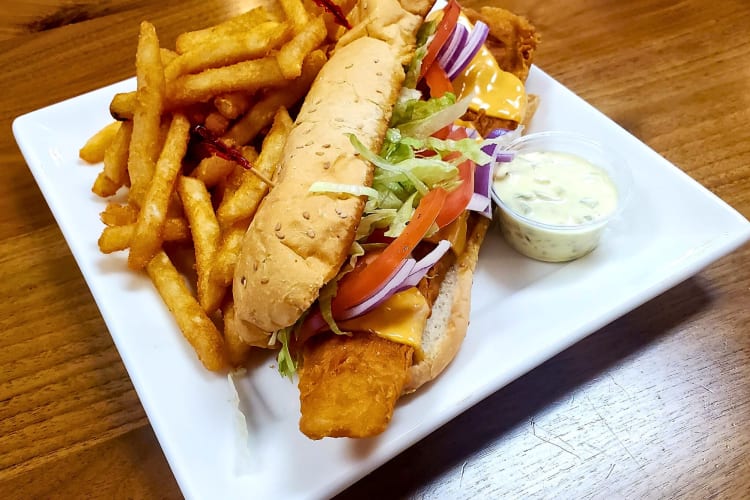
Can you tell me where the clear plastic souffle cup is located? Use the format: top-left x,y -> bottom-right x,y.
490,131 -> 633,263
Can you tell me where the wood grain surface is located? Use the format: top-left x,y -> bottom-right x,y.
1,0 -> 749,499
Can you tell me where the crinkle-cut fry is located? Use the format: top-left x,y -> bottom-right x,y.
213,92 -> 252,120
80,121 -> 121,163
218,107 -> 292,227
174,6 -> 278,54
165,21 -> 291,81
100,202 -> 138,226
223,49 -> 326,145
98,217 -> 190,253
128,113 -> 191,270
167,57 -> 287,107
176,176 -> 225,314
221,300 -> 254,367
127,21 -> 167,207
298,332 -> 414,439
209,220 -> 248,288
146,250 -> 227,372
278,0 -> 310,34
276,16 -> 327,79
92,120 -> 133,198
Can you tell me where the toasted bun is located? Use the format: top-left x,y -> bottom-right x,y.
233,37 -> 404,333
404,216 -> 489,393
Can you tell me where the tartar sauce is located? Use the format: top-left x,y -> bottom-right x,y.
492,151 -> 619,262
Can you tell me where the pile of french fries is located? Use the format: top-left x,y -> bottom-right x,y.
78,0 -> 332,371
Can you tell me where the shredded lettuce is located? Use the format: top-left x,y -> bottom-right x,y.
356,210 -> 397,240
319,280 -> 347,336
404,19 -> 437,88
276,327 -> 296,379
349,131 -> 467,239
396,93 -> 474,139
384,192 -> 417,237
399,136 -> 494,166
391,92 -> 456,129
309,182 -> 379,199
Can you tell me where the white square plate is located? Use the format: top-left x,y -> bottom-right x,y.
13,66 -> 750,499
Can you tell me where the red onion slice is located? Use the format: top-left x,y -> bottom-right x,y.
414,239 -> 452,274
445,21 -> 489,80
467,193 -> 491,215
436,24 -> 468,73
486,128 -> 511,139
339,259 -> 417,320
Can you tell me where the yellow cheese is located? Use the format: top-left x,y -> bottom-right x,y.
339,287 -> 430,359
451,16 -> 527,124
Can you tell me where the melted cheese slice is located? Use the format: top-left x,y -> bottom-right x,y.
451,16 -> 527,124
339,287 -> 430,360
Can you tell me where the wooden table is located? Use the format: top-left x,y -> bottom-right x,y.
1,0 -> 748,498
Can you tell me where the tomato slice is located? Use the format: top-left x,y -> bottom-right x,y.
332,188 -> 448,315
436,159 -> 474,227
424,62 -> 454,98
419,0 -> 461,80
436,126 -> 475,227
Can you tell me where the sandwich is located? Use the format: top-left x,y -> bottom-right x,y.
232,0 -> 539,439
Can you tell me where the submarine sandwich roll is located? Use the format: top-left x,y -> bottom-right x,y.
233,0 -> 538,438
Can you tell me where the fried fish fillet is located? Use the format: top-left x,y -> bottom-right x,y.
465,6 -> 539,82
298,332 -> 414,439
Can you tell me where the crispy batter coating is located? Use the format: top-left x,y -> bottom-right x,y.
462,6 -> 540,135
465,6 -> 539,82
298,332 -> 413,439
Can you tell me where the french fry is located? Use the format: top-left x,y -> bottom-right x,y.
92,173 -> 120,198
165,21 -> 291,81
92,120 -> 133,198
160,47 -> 179,67
146,250 -> 227,371
213,92 -> 252,120
214,164 -> 248,205
203,111 -> 231,136
279,0 -> 310,34
98,218 -> 190,253
175,7 -> 277,54
190,146 -> 258,188
209,220 -> 249,288
100,202 -> 138,226
109,92 -> 135,121
128,21 -> 167,207
221,300 -> 253,367
176,176 -> 225,314
128,113 -> 191,270
276,16 -> 327,79
109,50 -> 176,121
224,49 -> 326,145
80,121 -> 121,163
167,57 -> 287,106
86,6 -> 344,375
218,107 -> 293,227
190,155 -> 236,188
